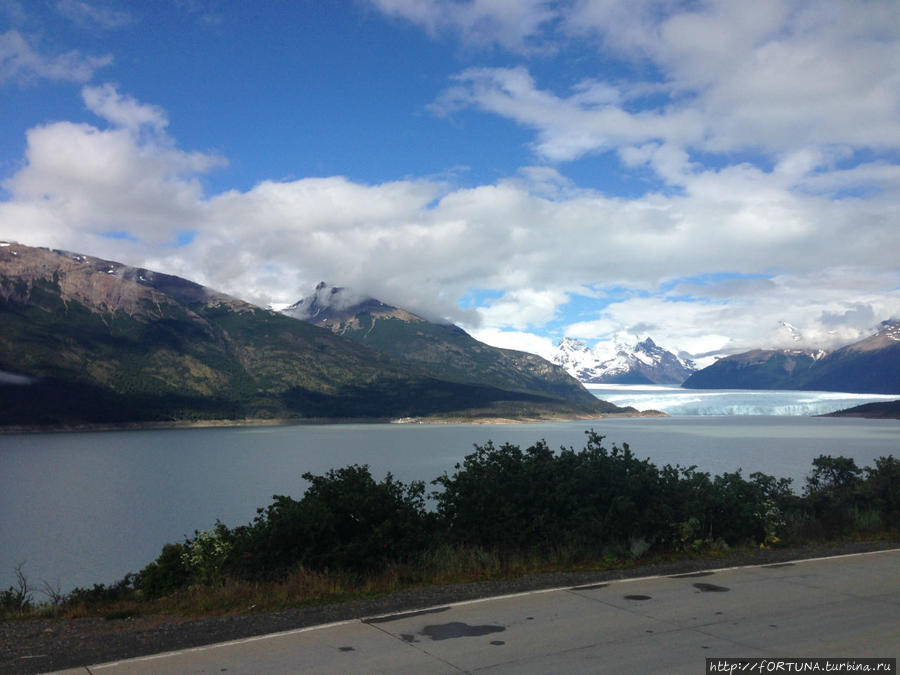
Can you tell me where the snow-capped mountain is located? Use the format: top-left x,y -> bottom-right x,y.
683,320 -> 900,394
552,336 -> 696,385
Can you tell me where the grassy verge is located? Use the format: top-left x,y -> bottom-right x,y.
4,533 -> 897,623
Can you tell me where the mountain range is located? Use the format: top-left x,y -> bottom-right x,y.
0,243 -> 626,427
682,322 -> 900,394
551,336 -> 696,385
283,283 -> 599,402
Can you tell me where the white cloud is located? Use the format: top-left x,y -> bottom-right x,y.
466,327 -> 558,361
474,288 -> 571,331
370,0 -> 555,52
3,88 -> 898,348
82,84 -> 168,134
4,0 -> 900,368
1,85 -> 224,248
429,0 -> 900,187
432,66 -> 704,162
56,0 -> 133,30
0,30 -> 112,84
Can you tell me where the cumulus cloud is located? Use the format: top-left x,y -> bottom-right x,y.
1,84 -> 224,249
2,81 -> 898,349
4,0 -> 900,362
430,1 -> 900,170
0,30 -> 112,84
401,0 -> 900,355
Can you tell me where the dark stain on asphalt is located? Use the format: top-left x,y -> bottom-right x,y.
694,583 -> 730,592
400,633 -> 417,643
490,640 -> 505,646
338,646 -> 355,652
763,563 -> 796,568
421,622 -> 506,641
669,571 -> 715,578
624,594 -> 652,600
571,582 -> 609,591
365,606 -> 451,624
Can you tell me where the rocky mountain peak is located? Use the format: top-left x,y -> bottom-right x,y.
282,283 -> 422,328
551,335 -> 696,385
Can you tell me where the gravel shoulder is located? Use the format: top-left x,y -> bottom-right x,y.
2,538 -> 897,674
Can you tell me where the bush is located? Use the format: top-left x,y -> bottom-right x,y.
67,574 -> 139,607
432,439 -> 561,550
863,455 -> 900,529
138,543 -> 191,599
227,465 -> 433,578
106,439 -> 898,602
436,431 -> 701,553
181,523 -> 232,586
804,455 -> 864,535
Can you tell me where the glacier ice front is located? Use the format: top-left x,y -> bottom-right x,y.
589,385 -> 897,416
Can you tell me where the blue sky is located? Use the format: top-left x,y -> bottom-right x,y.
1,0 -> 899,363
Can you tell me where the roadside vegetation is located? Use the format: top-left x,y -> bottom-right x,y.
4,431 -> 898,621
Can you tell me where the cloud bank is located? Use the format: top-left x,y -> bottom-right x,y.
1,1 -> 899,363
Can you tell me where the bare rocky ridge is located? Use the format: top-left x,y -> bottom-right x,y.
0,242 -> 249,318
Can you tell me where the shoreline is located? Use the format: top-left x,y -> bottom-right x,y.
0,409 -> 668,435
818,399 -> 900,420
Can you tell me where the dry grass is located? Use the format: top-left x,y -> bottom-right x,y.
3,544 -> 637,621
6,532 -> 896,622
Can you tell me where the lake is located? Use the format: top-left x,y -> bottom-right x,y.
1,389 -> 898,592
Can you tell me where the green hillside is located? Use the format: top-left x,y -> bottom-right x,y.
0,244 -> 622,427
283,284 -> 601,406
683,324 -> 900,395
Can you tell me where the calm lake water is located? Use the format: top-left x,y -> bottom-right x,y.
1,409 -> 898,592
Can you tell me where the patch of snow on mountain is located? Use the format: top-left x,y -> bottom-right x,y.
282,282 -> 368,321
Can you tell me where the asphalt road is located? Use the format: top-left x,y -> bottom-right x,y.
59,549 -> 899,674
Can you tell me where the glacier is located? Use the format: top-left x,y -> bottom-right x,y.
590,385 -> 897,416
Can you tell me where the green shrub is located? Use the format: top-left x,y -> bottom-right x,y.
110,438 -> 898,602
804,455 -> 864,535
436,431 -> 688,553
863,455 -> 900,528
227,465 -> 433,578
68,574 -> 139,606
139,543 -> 191,599
181,523 -> 232,586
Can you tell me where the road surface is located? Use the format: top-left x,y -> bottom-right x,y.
60,549 -> 899,674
